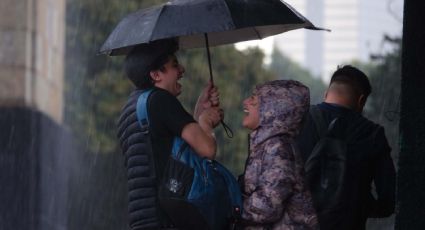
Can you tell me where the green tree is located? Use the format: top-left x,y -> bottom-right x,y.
268,48 -> 327,104
65,0 -> 166,154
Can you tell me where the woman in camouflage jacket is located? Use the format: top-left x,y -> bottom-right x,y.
241,80 -> 318,230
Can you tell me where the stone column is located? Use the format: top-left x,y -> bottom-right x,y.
0,0 -> 65,123
0,0 -> 69,229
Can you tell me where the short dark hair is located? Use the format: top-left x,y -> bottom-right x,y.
330,65 -> 372,98
125,51 -> 170,89
124,39 -> 178,89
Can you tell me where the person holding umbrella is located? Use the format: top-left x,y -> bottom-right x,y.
103,1 -> 328,229
117,38 -> 223,230
240,80 -> 318,230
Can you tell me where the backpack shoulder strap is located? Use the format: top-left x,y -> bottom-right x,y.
136,88 -> 155,128
310,105 -> 341,138
135,88 -> 156,178
136,89 -> 190,161
309,105 -> 328,138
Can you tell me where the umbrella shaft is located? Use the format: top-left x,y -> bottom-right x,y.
204,34 -> 233,138
204,33 -> 214,85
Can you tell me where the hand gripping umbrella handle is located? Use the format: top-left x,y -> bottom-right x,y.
204,33 -> 233,138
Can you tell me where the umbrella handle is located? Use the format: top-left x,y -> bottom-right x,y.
221,120 -> 234,138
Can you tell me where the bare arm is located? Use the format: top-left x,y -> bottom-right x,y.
181,123 -> 216,159
182,106 -> 223,159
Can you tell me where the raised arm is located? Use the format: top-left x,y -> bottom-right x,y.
182,106 -> 223,159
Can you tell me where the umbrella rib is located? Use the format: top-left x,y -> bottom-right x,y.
148,4 -> 167,42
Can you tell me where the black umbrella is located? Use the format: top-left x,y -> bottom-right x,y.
100,0 -> 326,78
100,0 -> 324,55
100,0 -> 327,137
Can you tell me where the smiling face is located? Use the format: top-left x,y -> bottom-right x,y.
242,94 -> 260,130
151,54 -> 185,96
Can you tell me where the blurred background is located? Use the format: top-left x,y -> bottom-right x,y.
0,0 -> 403,229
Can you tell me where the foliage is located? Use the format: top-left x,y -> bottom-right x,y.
268,48 -> 327,104
65,0 -> 166,155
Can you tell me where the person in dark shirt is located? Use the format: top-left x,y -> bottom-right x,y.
296,65 -> 396,230
117,39 -> 223,230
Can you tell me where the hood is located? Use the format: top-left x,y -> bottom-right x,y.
250,80 -> 310,146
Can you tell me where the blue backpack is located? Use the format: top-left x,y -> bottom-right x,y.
136,89 -> 242,230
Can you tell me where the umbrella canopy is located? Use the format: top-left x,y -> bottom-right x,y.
99,0 -> 325,56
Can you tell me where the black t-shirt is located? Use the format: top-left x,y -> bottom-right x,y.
147,88 -> 195,179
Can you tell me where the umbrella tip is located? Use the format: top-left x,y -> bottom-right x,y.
307,26 -> 331,32
97,48 -> 112,56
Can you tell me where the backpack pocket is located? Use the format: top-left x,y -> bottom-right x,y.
160,156 -> 194,198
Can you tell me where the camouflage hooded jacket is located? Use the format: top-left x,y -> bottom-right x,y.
242,80 -> 318,230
